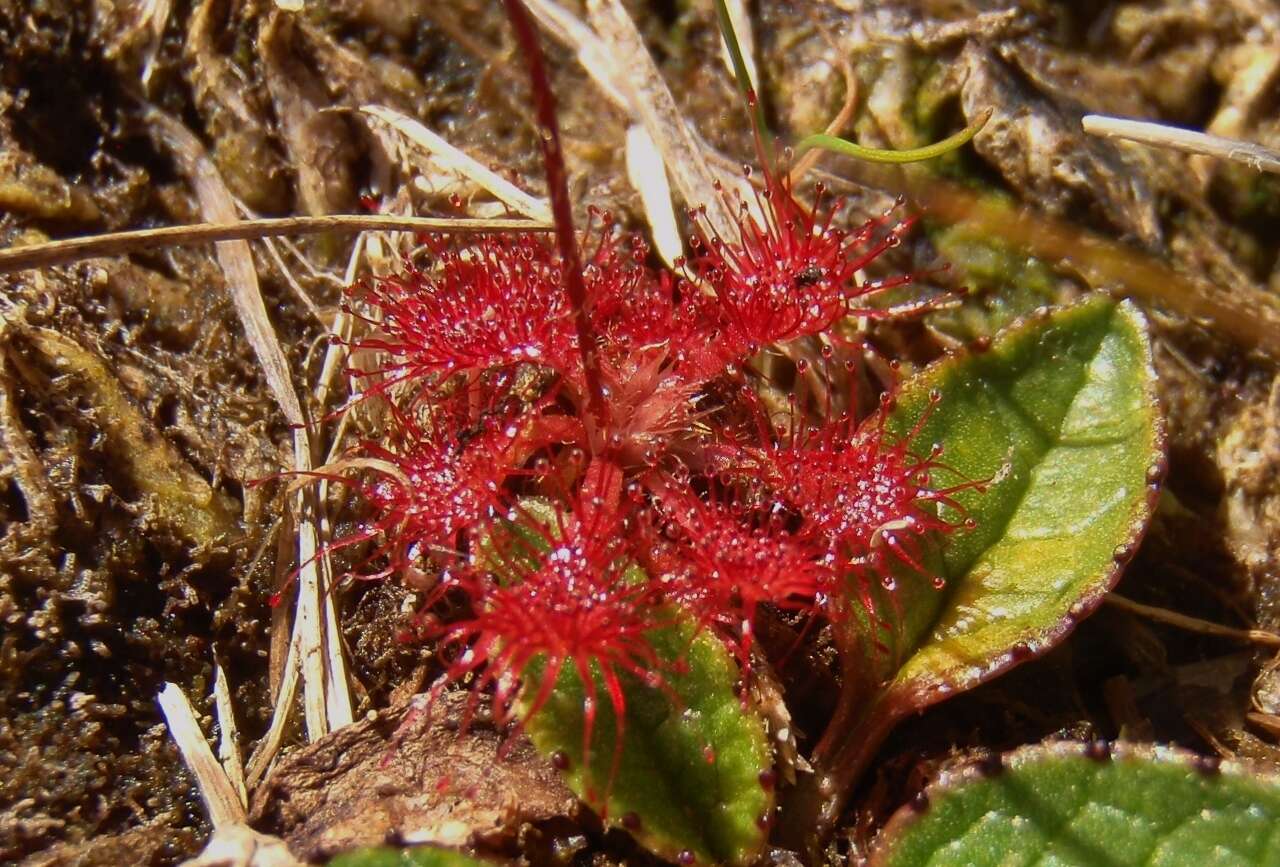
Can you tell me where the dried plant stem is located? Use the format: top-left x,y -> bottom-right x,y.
1106,593 -> 1280,647
359,104 -> 552,222
587,0 -> 739,241
246,633 -> 301,788
625,124 -> 682,268
507,0 -> 611,436
148,109 -> 352,742
0,214 -> 551,274
522,0 -> 631,111
157,683 -> 247,828
882,173 -> 1280,356
520,0 -> 684,267
213,659 -> 248,808
1082,114 -> 1280,175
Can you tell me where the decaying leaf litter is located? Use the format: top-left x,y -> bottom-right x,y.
2,0 -> 1280,863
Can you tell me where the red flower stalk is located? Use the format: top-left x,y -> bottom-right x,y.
647,477 -> 837,680
345,232 -> 577,401
688,173 -> 921,365
422,500 -> 667,804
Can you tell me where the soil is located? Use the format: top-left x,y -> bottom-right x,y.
2,1 -> 1279,865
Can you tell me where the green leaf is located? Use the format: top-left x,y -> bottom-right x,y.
522,618 -> 773,867
872,742 -> 1280,867
328,845 -> 496,867
796,297 -> 1165,837
881,296 -> 1163,706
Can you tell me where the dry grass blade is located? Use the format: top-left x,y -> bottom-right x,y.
359,104 -> 552,222
586,0 -> 738,241
523,0 -> 631,110
158,683 -> 247,828
1107,593 -> 1280,647
625,124 -> 682,267
213,659 -> 248,809
522,0 -> 687,265
1083,114 -> 1280,175
247,633 -> 302,788
716,0 -> 758,93
147,108 -> 352,741
0,214 -> 550,274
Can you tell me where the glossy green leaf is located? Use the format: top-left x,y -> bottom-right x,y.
881,296 -> 1163,705
873,742 -> 1280,867
522,618 -> 773,866
801,297 -> 1164,834
328,845 -> 496,867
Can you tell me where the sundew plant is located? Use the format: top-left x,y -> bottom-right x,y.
314,2 -> 1168,864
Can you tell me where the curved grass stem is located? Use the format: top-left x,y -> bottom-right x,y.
798,107 -> 993,165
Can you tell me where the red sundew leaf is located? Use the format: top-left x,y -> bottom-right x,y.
687,175 -> 920,368
454,496 -> 775,866
419,498 -> 670,789
739,393 -> 977,578
644,477 -> 838,680
298,393 -> 558,590
345,233 -> 578,398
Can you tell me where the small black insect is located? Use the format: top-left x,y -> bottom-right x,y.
794,265 -> 825,287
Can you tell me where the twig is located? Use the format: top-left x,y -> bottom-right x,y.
0,214 -> 551,274
1106,593 -> 1280,647
1082,114 -> 1280,175
157,683 -> 247,828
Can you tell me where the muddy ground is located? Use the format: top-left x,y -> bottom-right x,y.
2,0 -> 1280,864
